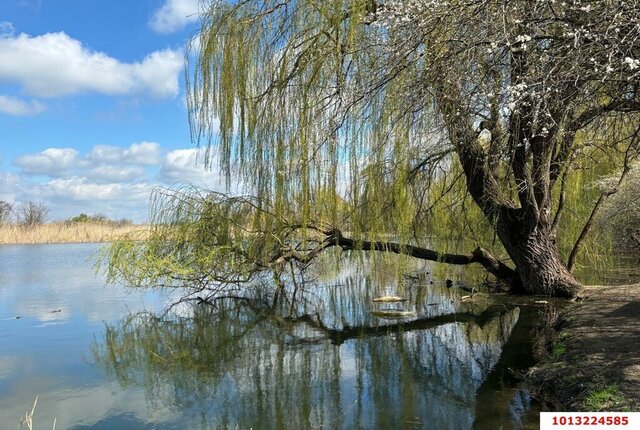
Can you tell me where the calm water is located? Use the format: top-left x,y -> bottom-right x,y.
0,243 -> 555,429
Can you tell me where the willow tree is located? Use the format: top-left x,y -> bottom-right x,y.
109,0 -> 640,298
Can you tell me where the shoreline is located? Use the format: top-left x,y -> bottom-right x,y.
0,223 -> 149,245
527,284 -> 640,412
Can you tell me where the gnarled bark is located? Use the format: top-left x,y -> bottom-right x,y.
498,221 -> 581,298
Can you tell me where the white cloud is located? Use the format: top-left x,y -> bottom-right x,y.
0,32 -> 182,98
4,143 -> 240,222
0,94 -> 45,116
4,151 -> 156,222
86,145 -> 123,164
15,148 -> 78,176
14,142 -> 160,184
43,176 -> 154,202
86,165 -> 146,183
150,0 -> 201,33
124,141 -> 162,165
0,172 -> 22,202
159,148 -> 223,186
88,141 -> 161,166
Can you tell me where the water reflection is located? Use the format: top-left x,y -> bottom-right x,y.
0,244 -> 183,429
93,288 -> 523,429
0,244 -> 536,429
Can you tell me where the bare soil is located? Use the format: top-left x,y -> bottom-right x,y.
529,284 -> 640,411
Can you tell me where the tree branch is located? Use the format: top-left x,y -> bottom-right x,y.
551,160 -> 571,236
569,99 -> 640,133
262,224 -> 522,290
567,163 -> 631,272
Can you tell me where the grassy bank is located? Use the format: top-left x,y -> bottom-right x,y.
0,222 -> 149,245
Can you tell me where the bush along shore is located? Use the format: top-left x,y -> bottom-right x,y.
527,284 -> 640,412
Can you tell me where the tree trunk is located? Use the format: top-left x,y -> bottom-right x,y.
496,215 -> 582,298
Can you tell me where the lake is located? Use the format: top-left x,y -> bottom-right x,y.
0,243 -> 552,429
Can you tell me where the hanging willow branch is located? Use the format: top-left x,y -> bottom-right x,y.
105,184 -> 520,294
568,125 -> 640,271
109,1 -> 640,298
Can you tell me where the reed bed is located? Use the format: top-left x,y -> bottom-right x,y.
0,222 -> 149,245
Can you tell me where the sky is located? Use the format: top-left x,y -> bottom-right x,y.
0,0 -> 226,222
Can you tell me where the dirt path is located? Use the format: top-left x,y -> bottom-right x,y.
530,284 -> 640,411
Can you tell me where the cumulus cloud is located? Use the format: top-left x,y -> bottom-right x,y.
159,148 -> 223,186
4,173 -> 154,222
42,176 -> 154,202
126,142 -> 162,164
0,95 -> 45,116
15,148 -> 78,176
0,172 -> 22,202
159,148 -> 241,192
14,142 -> 160,183
0,32 -> 182,98
4,143 -> 240,222
150,0 -> 201,33
5,147 -> 158,221
86,146 -> 123,164
86,165 -> 146,183
88,141 -> 161,166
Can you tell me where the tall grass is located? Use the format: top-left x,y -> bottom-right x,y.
0,222 -> 149,245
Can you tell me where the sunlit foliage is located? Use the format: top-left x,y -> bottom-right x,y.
109,0 -> 640,296
598,163 -> 640,253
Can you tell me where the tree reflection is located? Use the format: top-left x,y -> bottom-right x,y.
93,295 -> 522,429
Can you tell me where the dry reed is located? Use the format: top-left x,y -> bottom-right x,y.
19,396 -> 56,430
0,222 -> 149,245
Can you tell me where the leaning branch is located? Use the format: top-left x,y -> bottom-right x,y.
567,157 -> 633,272
268,225 -> 522,291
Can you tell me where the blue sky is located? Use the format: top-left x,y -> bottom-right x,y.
0,0 -> 225,222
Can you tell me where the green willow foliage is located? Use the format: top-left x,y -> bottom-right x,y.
597,162 -> 640,253
188,0 -> 444,242
188,0 -> 638,243
554,125 -> 638,269
107,0 -> 639,293
106,187 -> 276,290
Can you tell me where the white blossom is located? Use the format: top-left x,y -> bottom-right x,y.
624,57 -> 640,71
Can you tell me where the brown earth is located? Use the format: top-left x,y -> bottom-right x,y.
529,284 -> 640,411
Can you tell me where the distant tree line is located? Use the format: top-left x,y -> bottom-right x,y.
65,213 -> 133,227
0,201 -> 132,227
0,200 -> 48,226
0,201 -> 11,225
